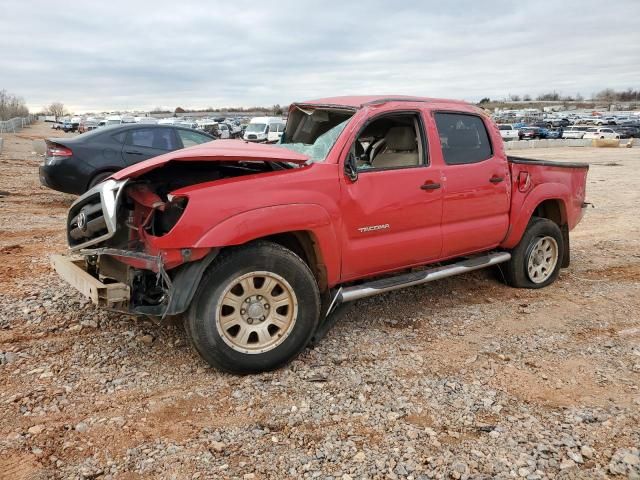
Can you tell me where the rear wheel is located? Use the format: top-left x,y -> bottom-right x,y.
501,217 -> 564,289
186,241 -> 320,373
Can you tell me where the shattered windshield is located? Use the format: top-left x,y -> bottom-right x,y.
277,106 -> 354,162
278,119 -> 350,162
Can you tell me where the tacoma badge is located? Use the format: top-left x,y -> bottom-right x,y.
358,224 -> 390,233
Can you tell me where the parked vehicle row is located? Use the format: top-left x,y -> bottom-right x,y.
497,123 -> 636,141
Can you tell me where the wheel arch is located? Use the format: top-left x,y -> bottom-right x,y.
86,168 -> 118,191
532,198 -> 570,267
502,182 -> 570,248
253,231 -> 329,292
193,204 -> 341,288
532,198 -> 567,226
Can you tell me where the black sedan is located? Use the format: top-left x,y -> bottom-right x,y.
39,124 -> 215,195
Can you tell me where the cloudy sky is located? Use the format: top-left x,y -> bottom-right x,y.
1,0 -> 639,113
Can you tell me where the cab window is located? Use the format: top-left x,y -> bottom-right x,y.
434,113 -> 493,165
354,113 -> 425,171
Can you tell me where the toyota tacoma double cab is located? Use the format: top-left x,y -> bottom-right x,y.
52,96 -> 589,373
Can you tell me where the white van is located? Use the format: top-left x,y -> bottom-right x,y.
243,117 -> 285,142
105,115 -> 122,126
267,121 -> 286,143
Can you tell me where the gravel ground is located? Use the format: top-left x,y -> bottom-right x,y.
1,123 -> 639,479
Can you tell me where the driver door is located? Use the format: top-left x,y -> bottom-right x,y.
339,111 -> 443,280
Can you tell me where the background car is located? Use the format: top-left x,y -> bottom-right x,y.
548,118 -> 571,127
39,124 -> 215,195
224,122 -> 243,138
583,127 -> 620,140
613,126 -> 640,138
519,127 -> 545,139
62,120 -> 79,132
545,129 -> 562,139
562,125 -> 589,139
498,124 -> 519,141
532,121 -> 551,129
78,119 -> 99,133
200,123 -> 231,139
594,117 -> 617,125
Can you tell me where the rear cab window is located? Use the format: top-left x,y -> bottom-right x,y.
434,112 -> 493,165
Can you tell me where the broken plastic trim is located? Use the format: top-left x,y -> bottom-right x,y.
79,248 -> 173,319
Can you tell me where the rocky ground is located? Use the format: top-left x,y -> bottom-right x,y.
0,123 -> 639,479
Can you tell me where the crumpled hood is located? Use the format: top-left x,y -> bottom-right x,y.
112,140 -> 310,180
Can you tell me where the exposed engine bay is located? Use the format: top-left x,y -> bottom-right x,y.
66,160 -> 292,317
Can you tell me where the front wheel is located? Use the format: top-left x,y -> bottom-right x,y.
501,217 -> 564,289
186,241 -> 320,373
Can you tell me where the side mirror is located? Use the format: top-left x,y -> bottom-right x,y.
345,152 -> 358,182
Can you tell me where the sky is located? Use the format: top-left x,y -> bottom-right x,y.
1,0 -> 639,113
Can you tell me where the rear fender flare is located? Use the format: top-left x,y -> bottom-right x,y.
194,204 -> 341,285
501,183 -> 569,249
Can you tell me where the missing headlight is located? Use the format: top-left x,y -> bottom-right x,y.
153,196 -> 188,235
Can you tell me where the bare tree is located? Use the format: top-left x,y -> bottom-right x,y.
0,89 -> 29,121
536,91 -> 560,101
46,102 -> 66,119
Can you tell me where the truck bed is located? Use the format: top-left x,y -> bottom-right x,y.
508,156 -> 589,170
504,155 -> 589,250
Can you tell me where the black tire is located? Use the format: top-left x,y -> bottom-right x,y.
87,171 -> 115,190
186,241 -> 320,373
501,217 -> 564,289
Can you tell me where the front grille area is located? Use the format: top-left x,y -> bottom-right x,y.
68,193 -> 107,248
247,134 -> 257,140
66,179 -> 128,251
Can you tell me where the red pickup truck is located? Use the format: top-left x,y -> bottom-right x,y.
53,96 -> 589,373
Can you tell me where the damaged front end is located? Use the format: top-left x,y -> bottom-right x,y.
57,176 -> 216,318
54,142 -> 310,318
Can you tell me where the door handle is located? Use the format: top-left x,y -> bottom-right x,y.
125,150 -> 144,155
489,176 -> 504,184
420,182 -> 441,190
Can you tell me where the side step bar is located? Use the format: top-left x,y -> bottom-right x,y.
335,252 -> 511,306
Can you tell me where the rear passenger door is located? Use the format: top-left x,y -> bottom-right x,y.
121,128 -> 180,165
433,112 -> 510,257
